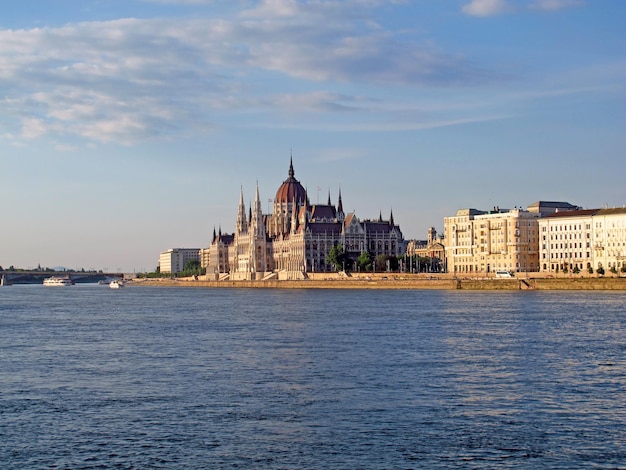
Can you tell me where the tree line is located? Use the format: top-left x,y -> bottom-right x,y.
325,244 -> 442,273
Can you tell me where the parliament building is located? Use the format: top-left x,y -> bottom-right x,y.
204,160 -> 404,280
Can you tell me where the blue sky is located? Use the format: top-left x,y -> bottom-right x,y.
1,0 -> 624,272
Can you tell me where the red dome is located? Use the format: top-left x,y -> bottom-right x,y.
275,160 -> 307,204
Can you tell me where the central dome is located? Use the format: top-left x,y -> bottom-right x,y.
275,160 -> 307,204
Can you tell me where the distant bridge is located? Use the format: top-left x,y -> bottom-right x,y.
1,271 -> 125,285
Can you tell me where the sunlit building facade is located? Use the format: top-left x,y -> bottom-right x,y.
159,248 -> 201,274
205,160 -> 404,279
539,207 -> 626,274
444,207 -> 540,274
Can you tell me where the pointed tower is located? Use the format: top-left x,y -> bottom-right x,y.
389,209 -> 395,227
236,187 -> 248,234
212,226 -> 217,244
337,188 -> 345,222
291,195 -> 299,234
327,190 -> 332,206
252,182 -> 265,238
249,182 -> 267,275
273,157 -> 307,236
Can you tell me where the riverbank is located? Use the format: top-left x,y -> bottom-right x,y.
132,274 -> 626,290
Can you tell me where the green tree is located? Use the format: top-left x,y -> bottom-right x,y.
183,259 -> 202,275
374,254 -> 388,272
326,244 -> 348,271
597,265 -> 605,275
357,251 -> 373,272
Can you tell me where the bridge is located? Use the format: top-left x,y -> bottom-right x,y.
0,271 -> 125,285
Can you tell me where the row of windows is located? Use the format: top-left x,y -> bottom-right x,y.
544,252 -> 590,259
549,233 -> 590,240
547,224 -> 591,231
543,242 -> 590,250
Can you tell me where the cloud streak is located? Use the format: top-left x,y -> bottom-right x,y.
462,0 -> 584,16
0,1 -> 505,145
0,0 -> 593,145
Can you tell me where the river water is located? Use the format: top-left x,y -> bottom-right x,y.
1,285 -> 625,469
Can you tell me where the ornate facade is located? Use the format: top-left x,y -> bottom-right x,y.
444,207 -> 541,274
406,228 -> 446,272
205,160 -> 404,279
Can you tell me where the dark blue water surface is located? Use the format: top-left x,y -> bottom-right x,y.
1,285 -> 625,469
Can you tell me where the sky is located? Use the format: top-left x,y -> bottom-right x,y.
1,0 -> 624,272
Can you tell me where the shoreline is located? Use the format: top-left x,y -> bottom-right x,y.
131,275 -> 626,290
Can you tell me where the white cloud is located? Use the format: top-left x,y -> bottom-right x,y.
529,0 -> 584,11
0,3 -> 500,145
462,0 -> 585,16
462,0 -> 512,17
243,0 -> 301,17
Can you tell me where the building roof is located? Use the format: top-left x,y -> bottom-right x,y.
596,207 -> 626,216
310,204 -> 336,220
527,201 -> 580,214
363,220 -> 399,235
543,209 -> 600,219
275,159 -> 307,205
307,222 -> 343,235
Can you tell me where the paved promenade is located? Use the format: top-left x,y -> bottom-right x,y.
133,273 -> 626,290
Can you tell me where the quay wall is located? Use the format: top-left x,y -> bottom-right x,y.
133,275 -> 626,290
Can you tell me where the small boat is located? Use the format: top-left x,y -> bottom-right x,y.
109,280 -> 124,289
43,276 -> 73,286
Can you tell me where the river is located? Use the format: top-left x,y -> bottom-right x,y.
1,285 -> 625,468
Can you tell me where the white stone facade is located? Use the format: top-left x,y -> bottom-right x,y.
444,208 -> 540,274
159,248 -> 201,273
539,208 -> 626,274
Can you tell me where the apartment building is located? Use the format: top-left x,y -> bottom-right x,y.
539,207 -> 626,274
444,207 -> 540,274
593,208 -> 626,273
159,248 -> 201,273
538,209 -> 596,273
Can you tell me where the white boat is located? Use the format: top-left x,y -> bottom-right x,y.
43,276 -> 73,286
109,280 -> 124,289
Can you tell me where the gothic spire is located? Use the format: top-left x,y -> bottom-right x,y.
337,188 -> 343,213
236,187 -> 248,233
288,154 -> 295,179
252,181 -> 265,237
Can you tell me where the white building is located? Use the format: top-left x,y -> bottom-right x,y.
159,248 -> 201,273
538,207 -> 626,274
538,209 -> 596,273
444,207 -> 540,274
593,208 -> 626,273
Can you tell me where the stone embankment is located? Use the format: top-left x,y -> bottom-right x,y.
133,274 -> 626,290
